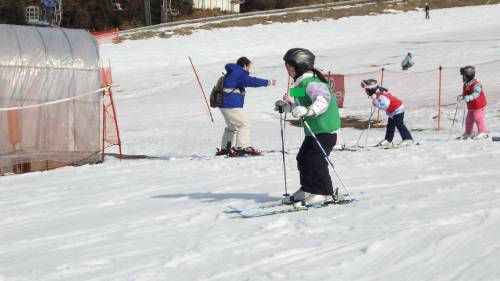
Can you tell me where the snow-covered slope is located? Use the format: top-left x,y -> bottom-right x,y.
1,4 -> 500,281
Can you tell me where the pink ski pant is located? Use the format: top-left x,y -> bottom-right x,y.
465,107 -> 488,135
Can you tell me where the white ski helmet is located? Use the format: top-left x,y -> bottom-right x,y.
360,79 -> 379,95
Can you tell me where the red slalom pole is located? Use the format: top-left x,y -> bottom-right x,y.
375,67 -> 385,128
284,75 -> 290,121
286,75 -> 290,97
188,56 -> 214,123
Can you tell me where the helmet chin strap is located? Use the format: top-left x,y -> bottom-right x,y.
293,67 -> 307,80
293,73 -> 303,80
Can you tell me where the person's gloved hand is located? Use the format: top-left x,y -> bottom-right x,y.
457,95 -> 465,103
274,100 -> 292,113
292,106 -> 314,118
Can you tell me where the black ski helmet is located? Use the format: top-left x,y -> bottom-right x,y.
361,79 -> 379,95
460,65 -> 475,81
283,48 -> 315,78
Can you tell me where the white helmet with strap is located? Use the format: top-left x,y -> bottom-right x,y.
360,79 -> 379,95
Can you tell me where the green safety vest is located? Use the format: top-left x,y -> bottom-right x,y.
290,76 -> 341,136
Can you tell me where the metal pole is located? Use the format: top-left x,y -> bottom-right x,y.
279,112 -> 289,198
302,119 -> 354,201
448,102 -> 459,140
355,106 -> 375,147
461,106 -> 466,128
364,106 -> 375,148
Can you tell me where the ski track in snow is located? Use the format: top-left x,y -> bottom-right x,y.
2,4 -> 500,281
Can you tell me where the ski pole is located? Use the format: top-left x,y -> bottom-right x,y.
355,106 -> 376,147
302,119 -> 354,201
448,102 -> 459,140
364,107 -> 375,148
461,105 -> 466,128
363,106 -> 376,147
279,112 -> 289,199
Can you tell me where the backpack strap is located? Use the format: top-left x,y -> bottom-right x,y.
221,72 -> 240,95
223,88 -> 241,94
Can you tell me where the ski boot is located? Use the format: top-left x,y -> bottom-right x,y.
398,139 -> 415,147
215,148 -> 227,156
215,147 -> 238,157
375,139 -> 393,148
293,194 -> 333,208
456,133 -> 471,140
290,189 -> 310,202
472,133 -> 489,140
303,194 -> 333,205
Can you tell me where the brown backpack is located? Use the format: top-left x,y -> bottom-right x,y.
210,73 -> 236,108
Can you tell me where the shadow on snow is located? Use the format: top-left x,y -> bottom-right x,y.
152,192 -> 282,203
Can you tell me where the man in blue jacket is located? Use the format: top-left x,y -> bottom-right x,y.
217,57 -> 276,156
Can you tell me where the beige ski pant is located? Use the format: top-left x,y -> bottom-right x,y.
219,108 -> 251,149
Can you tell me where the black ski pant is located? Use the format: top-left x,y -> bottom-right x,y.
385,112 -> 413,142
296,133 -> 337,196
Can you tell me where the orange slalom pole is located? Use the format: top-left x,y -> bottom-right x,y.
376,68 -> 385,128
106,62 -> 122,159
188,56 -> 214,123
437,66 -> 443,130
107,88 -> 123,160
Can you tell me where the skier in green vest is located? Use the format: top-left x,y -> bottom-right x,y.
275,48 -> 341,205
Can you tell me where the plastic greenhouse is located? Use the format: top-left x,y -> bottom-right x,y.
0,24 -> 111,175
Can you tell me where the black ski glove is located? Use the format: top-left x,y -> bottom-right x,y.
274,100 -> 292,113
